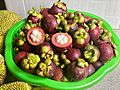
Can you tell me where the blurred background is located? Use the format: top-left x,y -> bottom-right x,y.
1,0 -> 120,29
0,0 -> 120,90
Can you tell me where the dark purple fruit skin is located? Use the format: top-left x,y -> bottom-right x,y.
40,8 -> 50,16
40,42 -> 52,48
21,43 -> 31,52
15,51 -> 27,64
88,64 -> 95,76
93,61 -> 103,70
68,20 -> 78,33
67,62 -> 88,81
48,63 -> 57,77
94,38 -> 110,46
53,43 -> 72,52
28,15 -> 39,23
89,27 -> 100,41
50,4 -> 67,15
73,33 -> 90,49
52,67 -> 63,81
98,43 -> 114,62
41,14 -> 58,34
66,48 -> 81,62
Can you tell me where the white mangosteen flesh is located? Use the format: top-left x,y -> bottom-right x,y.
55,34 -> 68,44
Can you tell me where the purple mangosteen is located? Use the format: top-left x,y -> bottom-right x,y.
67,58 -> 88,81
52,67 -> 63,81
73,27 -> 90,49
93,60 -> 103,70
49,0 -> 67,15
98,43 -> 114,63
88,23 -> 101,41
88,64 -> 95,76
65,48 -> 81,62
41,14 -> 58,33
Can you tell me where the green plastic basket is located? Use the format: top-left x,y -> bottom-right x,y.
5,10 -> 120,90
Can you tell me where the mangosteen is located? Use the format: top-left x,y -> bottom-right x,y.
83,45 -> 100,63
28,7 -> 42,23
21,53 -> 40,74
51,33 -> 72,52
52,67 -> 63,81
14,51 -> 27,64
88,23 -> 101,41
72,27 -> 90,49
20,42 -> 32,52
94,29 -> 111,45
94,39 -> 110,46
49,0 -> 67,15
93,60 -> 103,70
41,13 -> 58,33
65,48 -> 81,62
73,11 -> 85,24
36,42 -> 53,55
67,58 -> 88,81
28,15 -> 39,23
40,8 -> 50,16
98,43 -> 114,63
36,62 -> 57,77
88,64 -> 95,76
67,20 -> 78,33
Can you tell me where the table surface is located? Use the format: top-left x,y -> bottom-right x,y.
88,30 -> 120,90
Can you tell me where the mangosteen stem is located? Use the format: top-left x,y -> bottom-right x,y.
77,58 -> 88,68
40,5 -> 42,10
84,51 -> 93,59
90,23 -> 96,30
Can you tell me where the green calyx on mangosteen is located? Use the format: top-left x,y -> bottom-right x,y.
73,27 -> 90,48
83,44 -> 100,63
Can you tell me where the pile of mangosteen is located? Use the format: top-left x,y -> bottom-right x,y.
13,0 -> 117,81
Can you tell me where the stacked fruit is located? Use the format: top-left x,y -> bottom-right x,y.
13,0 -> 117,81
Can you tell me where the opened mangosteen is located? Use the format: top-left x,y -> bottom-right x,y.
49,0 -> 67,15
51,33 -> 72,51
72,27 -> 90,49
67,58 -> 88,81
27,27 -> 45,46
83,44 -> 100,63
